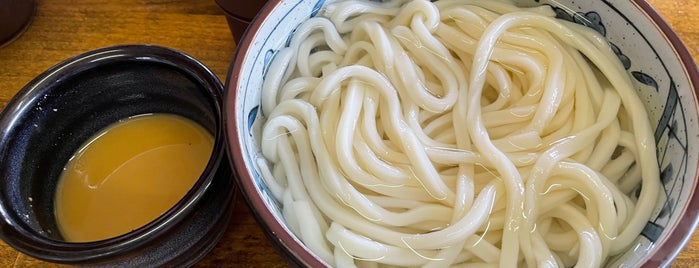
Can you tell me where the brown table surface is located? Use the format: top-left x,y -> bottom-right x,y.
0,0 -> 697,267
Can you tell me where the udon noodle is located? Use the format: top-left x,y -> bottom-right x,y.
258,0 -> 661,267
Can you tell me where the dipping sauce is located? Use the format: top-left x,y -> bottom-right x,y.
54,114 -> 214,242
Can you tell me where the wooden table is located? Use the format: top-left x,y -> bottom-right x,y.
0,0 -> 696,267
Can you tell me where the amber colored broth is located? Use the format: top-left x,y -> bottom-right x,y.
54,114 -> 214,242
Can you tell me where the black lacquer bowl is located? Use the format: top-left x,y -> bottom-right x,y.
0,44 -> 235,266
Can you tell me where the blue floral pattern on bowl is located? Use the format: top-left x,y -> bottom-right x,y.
537,0 -> 698,265
230,0 -> 699,266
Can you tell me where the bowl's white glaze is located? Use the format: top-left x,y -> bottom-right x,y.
225,1 -> 699,267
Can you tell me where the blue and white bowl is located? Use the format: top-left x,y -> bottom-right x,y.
224,0 -> 699,267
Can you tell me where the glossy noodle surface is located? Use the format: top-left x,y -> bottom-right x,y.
259,0 -> 661,266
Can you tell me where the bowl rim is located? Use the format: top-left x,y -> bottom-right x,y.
0,44 -> 229,263
224,0 -> 699,267
630,1 -> 699,267
225,0 -> 329,266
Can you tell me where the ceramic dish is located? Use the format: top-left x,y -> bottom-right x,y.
0,44 -> 235,266
226,0 -> 699,267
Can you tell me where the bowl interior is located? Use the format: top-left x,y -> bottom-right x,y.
0,45 -> 221,243
227,0 -> 699,267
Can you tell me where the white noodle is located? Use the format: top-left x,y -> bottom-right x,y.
258,0 -> 661,267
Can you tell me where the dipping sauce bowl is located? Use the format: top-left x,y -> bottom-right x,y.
0,44 -> 234,266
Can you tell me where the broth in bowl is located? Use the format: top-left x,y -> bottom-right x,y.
55,113 -> 213,242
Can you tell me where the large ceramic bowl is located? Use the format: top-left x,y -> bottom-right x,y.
225,0 -> 699,267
